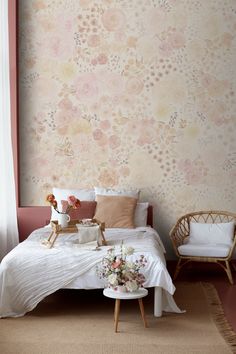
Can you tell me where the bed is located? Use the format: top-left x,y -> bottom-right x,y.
0,190 -> 183,318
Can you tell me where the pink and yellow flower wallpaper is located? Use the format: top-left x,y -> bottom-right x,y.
19,0 -> 236,251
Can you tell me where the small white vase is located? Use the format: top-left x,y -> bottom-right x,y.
57,213 -> 70,228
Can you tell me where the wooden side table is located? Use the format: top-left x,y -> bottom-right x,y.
103,288 -> 148,332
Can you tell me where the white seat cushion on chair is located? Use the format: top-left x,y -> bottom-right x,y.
178,242 -> 232,258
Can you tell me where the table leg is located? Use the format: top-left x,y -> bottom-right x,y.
138,299 -> 148,328
114,299 -> 120,333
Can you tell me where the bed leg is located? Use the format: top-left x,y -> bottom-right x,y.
154,286 -> 162,317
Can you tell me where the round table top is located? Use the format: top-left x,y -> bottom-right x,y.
103,287 -> 148,300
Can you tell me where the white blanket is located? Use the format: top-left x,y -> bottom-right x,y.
0,226 -> 177,318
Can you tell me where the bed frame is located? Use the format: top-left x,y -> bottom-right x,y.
147,205 -> 153,228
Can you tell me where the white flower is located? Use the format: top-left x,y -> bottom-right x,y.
126,261 -> 135,269
108,273 -> 118,286
126,280 -> 138,292
122,245 -> 134,256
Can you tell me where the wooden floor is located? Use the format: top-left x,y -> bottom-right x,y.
167,260 -> 236,332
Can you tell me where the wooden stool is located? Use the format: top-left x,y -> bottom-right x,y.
103,288 -> 148,332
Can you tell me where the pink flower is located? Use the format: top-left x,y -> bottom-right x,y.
67,195 -> 77,206
46,194 -> 55,203
46,193 -> 80,214
112,259 -> 122,269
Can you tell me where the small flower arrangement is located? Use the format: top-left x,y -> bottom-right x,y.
46,193 -> 81,214
97,242 -> 147,292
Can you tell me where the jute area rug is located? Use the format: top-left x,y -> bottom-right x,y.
0,282 -> 235,354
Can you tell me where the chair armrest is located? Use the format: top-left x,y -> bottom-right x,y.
169,216 -> 190,255
228,229 -> 236,259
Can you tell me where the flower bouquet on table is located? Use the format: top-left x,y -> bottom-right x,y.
97,242 -> 147,293
46,193 -> 81,214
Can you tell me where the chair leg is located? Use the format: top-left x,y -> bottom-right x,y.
225,261 -> 234,285
174,259 -> 192,280
174,259 -> 182,280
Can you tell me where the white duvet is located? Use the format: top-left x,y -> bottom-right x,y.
0,226 -> 177,318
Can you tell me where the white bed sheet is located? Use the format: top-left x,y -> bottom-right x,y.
0,226 -> 180,318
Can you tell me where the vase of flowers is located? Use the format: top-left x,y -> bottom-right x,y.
97,242 -> 147,292
46,193 -> 81,228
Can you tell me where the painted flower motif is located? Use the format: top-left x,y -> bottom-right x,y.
168,31 -> 186,49
75,73 -> 99,101
99,120 -> 111,130
59,62 -> 77,82
93,129 -> 104,141
207,101 -> 229,126
125,77 -> 143,95
87,34 -> 101,47
98,169 -> 118,187
109,135 -> 121,150
145,8 -> 167,34
46,36 -> 73,59
97,53 -> 108,65
178,159 -> 208,185
119,166 -> 130,177
105,73 -> 124,95
101,8 -> 126,32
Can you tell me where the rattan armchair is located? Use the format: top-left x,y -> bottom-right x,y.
169,211 -> 236,284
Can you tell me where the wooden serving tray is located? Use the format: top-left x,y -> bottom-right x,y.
50,220 -> 78,233
42,219 -> 106,248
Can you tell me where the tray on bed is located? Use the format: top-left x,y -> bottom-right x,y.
43,219 -> 106,248
50,220 -> 79,233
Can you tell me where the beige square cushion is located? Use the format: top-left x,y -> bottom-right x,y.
94,195 -> 138,228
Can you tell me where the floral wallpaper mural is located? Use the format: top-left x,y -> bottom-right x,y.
19,0 -> 236,256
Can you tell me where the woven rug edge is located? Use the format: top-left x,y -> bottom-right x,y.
201,282 -> 236,353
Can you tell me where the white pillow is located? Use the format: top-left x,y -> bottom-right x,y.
189,221 -> 234,246
134,202 -> 149,227
94,187 -> 140,199
51,188 -> 95,220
